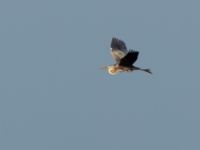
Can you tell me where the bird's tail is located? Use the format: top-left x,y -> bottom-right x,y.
142,68 -> 152,74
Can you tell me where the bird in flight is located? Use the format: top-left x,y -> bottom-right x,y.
102,37 -> 152,75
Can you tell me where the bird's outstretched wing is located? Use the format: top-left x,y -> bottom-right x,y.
111,37 -> 127,50
110,37 -> 128,62
119,50 -> 139,67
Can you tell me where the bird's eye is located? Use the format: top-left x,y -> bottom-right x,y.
111,69 -> 115,73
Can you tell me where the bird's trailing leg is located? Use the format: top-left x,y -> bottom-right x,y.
142,68 -> 152,74
133,66 -> 152,74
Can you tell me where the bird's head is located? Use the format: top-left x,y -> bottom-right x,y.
100,65 -> 119,75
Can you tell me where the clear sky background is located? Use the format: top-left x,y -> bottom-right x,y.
0,0 -> 200,150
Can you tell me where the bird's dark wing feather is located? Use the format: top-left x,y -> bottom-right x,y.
119,50 -> 139,67
111,37 -> 127,50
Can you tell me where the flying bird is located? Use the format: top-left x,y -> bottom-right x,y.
102,37 -> 152,75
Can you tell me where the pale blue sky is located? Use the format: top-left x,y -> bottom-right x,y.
0,0 -> 200,150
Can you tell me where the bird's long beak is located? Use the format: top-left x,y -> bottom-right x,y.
100,66 -> 107,70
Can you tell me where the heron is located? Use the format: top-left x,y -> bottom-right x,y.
102,37 -> 152,75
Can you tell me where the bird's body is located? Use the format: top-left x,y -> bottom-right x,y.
102,37 -> 152,75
